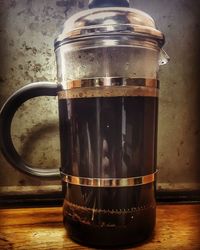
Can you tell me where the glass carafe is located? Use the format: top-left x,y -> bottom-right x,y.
0,0 -> 168,247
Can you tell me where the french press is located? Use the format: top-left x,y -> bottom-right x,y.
0,0 -> 168,247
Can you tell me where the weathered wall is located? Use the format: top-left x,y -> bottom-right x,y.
0,0 -> 199,193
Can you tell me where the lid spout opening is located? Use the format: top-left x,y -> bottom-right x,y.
159,49 -> 170,66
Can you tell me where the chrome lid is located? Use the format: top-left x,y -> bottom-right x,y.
55,4 -> 164,49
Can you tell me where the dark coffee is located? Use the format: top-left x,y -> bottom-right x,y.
58,94 -> 158,247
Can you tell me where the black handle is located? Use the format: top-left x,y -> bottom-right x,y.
0,82 -> 60,179
89,0 -> 130,8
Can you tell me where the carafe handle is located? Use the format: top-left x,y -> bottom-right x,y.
0,82 -> 60,179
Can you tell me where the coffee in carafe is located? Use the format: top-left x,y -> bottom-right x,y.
59,89 -> 158,245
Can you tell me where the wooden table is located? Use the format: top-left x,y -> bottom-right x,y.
0,204 -> 199,249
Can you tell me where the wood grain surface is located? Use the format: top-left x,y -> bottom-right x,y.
0,204 -> 199,250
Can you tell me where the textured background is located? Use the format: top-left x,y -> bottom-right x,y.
0,0 -> 199,194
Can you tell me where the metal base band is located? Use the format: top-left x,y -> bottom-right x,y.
61,171 -> 157,187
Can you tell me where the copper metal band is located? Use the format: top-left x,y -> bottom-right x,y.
58,86 -> 158,99
62,78 -> 158,89
61,77 -> 159,89
58,78 -> 158,98
61,171 -> 157,187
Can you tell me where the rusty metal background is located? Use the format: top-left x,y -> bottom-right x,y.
0,0 -> 199,195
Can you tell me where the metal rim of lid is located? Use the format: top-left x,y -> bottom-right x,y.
54,33 -> 163,51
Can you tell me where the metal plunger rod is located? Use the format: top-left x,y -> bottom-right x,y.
88,0 -> 130,8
